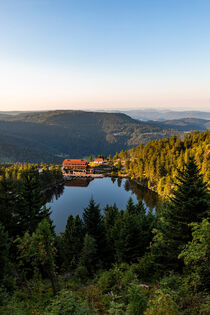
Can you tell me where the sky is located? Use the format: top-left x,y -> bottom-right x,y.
0,0 -> 210,111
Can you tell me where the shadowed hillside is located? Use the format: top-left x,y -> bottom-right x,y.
0,110 -> 185,163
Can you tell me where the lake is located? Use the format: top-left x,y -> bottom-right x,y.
47,177 -> 159,233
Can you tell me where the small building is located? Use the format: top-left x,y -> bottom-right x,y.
94,158 -> 103,164
62,159 -> 94,175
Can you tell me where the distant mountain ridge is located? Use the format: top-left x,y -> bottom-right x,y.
148,118 -> 210,131
0,110 -> 209,163
123,109 -> 210,121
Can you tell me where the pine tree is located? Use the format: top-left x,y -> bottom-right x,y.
113,202 -> 155,263
76,234 -> 97,277
104,204 -> 119,265
63,215 -> 84,270
151,157 -> 210,272
0,174 -> 18,238
126,197 -> 136,215
82,199 -> 106,263
16,170 -> 50,234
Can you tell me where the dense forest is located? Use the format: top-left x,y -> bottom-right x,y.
114,130 -> 210,196
0,157 -> 209,314
0,110 -> 188,162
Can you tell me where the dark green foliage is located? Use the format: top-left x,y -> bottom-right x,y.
62,215 -> 84,270
83,199 -> 107,264
126,284 -> 148,315
0,174 -> 18,237
104,204 -> 119,265
0,163 -> 62,238
17,219 -> 57,295
0,147 -> 209,314
0,224 -> 14,294
76,234 -> 98,278
44,289 -> 95,315
126,197 -> 136,214
0,224 -> 10,281
162,158 -> 209,268
16,169 -> 50,234
179,219 -> 210,291
144,157 -> 210,274
112,199 -> 155,263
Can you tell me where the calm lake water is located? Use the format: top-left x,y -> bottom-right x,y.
46,177 -> 159,233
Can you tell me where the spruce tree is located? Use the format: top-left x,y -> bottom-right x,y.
83,199 -> 107,265
16,170 -> 50,234
63,215 -> 84,270
76,234 -> 97,277
126,197 -> 136,214
0,174 -> 18,238
151,157 -> 210,272
165,157 -> 209,244
104,204 -> 119,265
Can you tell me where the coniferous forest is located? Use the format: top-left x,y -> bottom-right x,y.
114,130 -> 209,196
0,132 -> 209,314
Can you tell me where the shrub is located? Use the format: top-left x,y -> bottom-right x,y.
44,289 -> 95,315
126,284 -> 148,315
145,288 -> 179,315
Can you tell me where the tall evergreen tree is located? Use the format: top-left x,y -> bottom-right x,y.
165,157 -> 209,243
104,204 -> 119,265
63,215 -> 84,270
0,174 -> 18,238
16,170 -> 50,234
150,157 -> 210,272
76,234 -> 97,277
126,197 -> 136,215
82,199 -> 106,264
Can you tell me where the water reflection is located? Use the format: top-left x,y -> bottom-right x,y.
47,177 -> 159,233
123,179 -> 159,211
65,177 -> 93,187
45,184 -> 64,203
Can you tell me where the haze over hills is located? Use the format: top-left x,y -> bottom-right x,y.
0,110 -> 209,163
123,109 -> 210,121
149,118 -> 210,131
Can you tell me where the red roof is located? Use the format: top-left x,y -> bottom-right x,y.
94,158 -> 103,162
63,159 -> 88,165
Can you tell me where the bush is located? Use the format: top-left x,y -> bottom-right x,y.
126,283 -> 148,315
97,264 -> 137,295
44,289 -> 95,315
145,288 -> 179,315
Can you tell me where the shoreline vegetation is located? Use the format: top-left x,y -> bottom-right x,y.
111,130 -> 209,197
0,131 -> 209,314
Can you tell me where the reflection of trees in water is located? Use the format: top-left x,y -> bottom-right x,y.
111,177 -> 117,184
45,184 -> 64,203
124,179 -> 159,211
117,177 -> 122,187
124,179 -> 130,192
46,178 -> 160,212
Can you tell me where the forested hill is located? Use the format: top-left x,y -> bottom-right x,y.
0,110 -> 183,163
148,118 -> 210,131
114,130 -> 210,196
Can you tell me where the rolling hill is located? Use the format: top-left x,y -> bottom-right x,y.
0,110 -> 185,163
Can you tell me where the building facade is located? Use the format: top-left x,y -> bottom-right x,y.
62,159 -> 94,175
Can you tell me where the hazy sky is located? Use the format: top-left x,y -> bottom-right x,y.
0,0 -> 210,111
